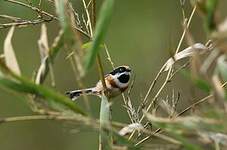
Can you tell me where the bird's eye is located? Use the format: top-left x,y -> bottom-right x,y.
118,67 -> 126,73
110,67 -> 127,75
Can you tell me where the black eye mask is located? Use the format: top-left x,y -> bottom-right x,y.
118,74 -> 130,83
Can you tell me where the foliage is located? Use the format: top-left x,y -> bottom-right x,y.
1,0 -> 227,150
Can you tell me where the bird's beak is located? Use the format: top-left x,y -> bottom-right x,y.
127,68 -> 131,72
122,65 -> 131,72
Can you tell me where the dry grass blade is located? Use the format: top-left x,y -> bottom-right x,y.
3,26 -> 21,75
36,24 -> 50,84
217,54 -> 227,81
164,43 -> 209,71
137,82 -> 227,146
209,133 -> 227,146
159,99 -> 178,117
35,29 -> 64,85
212,74 -> 225,101
36,23 -> 56,86
119,123 -> 143,136
38,24 -> 49,60
212,17 -> 227,38
198,131 -> 227,149
0,14 -> 22,21
218,17 -> 227,32
82,0 -> 93,36
129,4 -> 199,142
35,58 -> 47,84
200,49 -> 220,75
144,112 -> 220,126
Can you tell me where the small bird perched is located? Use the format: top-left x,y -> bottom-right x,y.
66,65 -> 132,100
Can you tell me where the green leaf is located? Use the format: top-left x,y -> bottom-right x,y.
206,0 -> 218,14
55,0 -> 68,30
82,42 -> 93,50
205,0 -> 218,31
194,78 -> 211,93
0,76 -> 35,93
82,42 -> 104,50
99,94 -> 112,150
84,0 -> 114,71
54,0 -> 74,43
0,61 -> 86,115
100,94 -> 111,127
181,69 -> 211,93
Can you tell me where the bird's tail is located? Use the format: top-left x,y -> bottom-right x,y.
65,88 -> 96,100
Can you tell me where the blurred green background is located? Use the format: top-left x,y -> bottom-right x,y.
0,0 -> 227,150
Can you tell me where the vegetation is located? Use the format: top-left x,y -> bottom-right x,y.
1,0 -> 227,149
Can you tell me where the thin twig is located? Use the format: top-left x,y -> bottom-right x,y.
175,4 -> 197,54
168,61 -> 190,80
0,14 -> 22,21
137,81 -> 227,146
82,0 -> 93,37
140,69 -> 172,122
0,114 -> 124,129
104,44 -> 115,68
3,0 -> 90,38
66,49 -> 92,113
135,131 -> 182,146
141,2 -> 197,107
0,112 -> 183,147
141,65 -> 166,107
4,0 -> 57,19
0,19 -> 52,29
65,1 -> 92,113
129,4 -> 197,141
142,3 -> 197,125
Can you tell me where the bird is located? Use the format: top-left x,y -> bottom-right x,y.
65,65 -> 132,100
